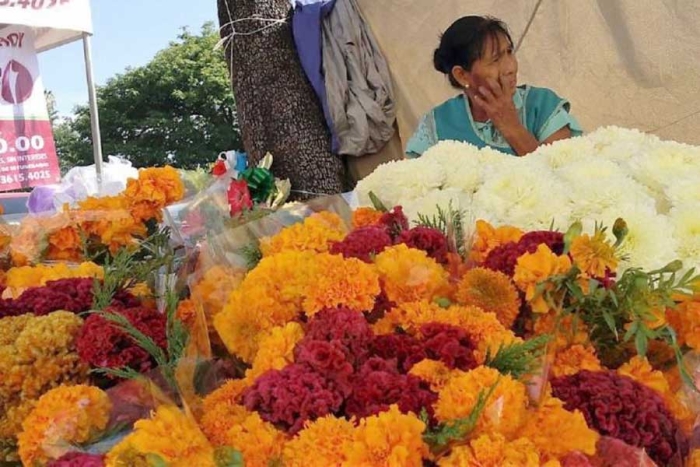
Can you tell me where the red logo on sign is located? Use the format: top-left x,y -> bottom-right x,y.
1,60 -> 34,104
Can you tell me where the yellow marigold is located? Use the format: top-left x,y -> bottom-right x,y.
570,230 -> 618,278
373,300 -> 443,335
4,262 -> 103,299
302,253 -> 380,316
18,385 -> 111,466
283,416 -> 354,467
344,405 -> 428,467
106,405 -> 215,467
260,211 -> 347,256
513,244 -> 572,314
469,220 -> 523,264
551,345 -> 602,378
374,244 -> 450,304
533,312 -> 589,349
200,379 -> 251,447
518,396 -> 599,461
618,356 -> 695,434
352,207 -> 383,229
225,412 -> 286,467
437,433 -> 540,467
246,322 -> 304,381
455,267 -> 521,328
408,359 -> 457,392
435,366 -> 528,439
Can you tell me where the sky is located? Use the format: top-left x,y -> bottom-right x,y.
39,0 -> 219,116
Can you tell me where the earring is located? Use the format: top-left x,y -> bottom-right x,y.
463,83 -> 470,90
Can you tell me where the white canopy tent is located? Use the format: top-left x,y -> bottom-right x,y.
351,0 -> 700,173
0,0 -> 103,179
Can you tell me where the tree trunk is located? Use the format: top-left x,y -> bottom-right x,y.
217,0 -> 348,199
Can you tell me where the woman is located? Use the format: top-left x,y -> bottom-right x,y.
406,16 -> 582,157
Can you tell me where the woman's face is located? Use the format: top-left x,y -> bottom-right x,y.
454,32 -> 518,95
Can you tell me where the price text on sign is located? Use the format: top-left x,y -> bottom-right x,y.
0,120 -> 60,190
0,0 -> 71,9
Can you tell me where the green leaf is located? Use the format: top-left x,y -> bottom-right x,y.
634,330 -> 649,357
215,447 -> 245,467
368,191 -> 389,212
483,335 -> 550,379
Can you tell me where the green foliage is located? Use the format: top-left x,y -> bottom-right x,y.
416,202 -> 467,257
484,335 -> 551,379
214,447 -> 244,467
53,23 -> 241,172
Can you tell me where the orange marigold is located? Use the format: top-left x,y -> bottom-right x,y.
344,405 -> 428,467
518,395 -> 599,461
667,300 -> 700,350
469,220 -> 523,264
533,312 -> 589,349
570,230 -> 618,278
435,366 -> 528,439
513,244 -> 572,314
106,405 -> 215,467
372,300 -> 444,335
374,244 -> 450,304
408,359 -> 457,392
225,412 -> 286,467
551,345 -> 602,378
45,225 -> 83,262
688,449 -> 700,467
246,322 -> 304,381
283,416 -> 354,467
437,433 -> 540,467
18,385 -> 112,466
352,207 -> 383,229
190,265 -> 244,324
124,166 -> 185,223
455,267 -> 521,328
260,211 -> 347,256
200,379 -> 251,447
302,253 -> 380,316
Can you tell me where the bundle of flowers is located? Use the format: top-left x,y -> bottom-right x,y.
8,166 -> 185,266
2,262 -> 103,299
356,127 -> 700,272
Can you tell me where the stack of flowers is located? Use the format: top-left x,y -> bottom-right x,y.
356,126 -> 700,272
8,166 -> 185,266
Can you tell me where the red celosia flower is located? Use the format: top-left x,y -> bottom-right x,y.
345,358 -> 437,420
227,179 -> 253,217
365,289 -> 396,324
419,322 -> 477,371
379,206 -> 409,239
369,333 -> 427,373
242,363 -> 344,434
396,226 -> 449,263
47,453 -> 105,467
294,340 -> 354,396
551,370 -> 687,466
483,230 -> 565,276
76,306 -> 167,378
329,226 -> 393,263
301,307 -> 374,367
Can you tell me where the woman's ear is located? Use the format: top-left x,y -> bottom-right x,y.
451,65 -> 472,89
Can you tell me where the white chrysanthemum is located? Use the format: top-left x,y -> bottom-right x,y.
421,141 -> 505,193
402,187 -> 474,229
528,136 -> 594,169
565,176 -> 655,223
473,160 -> 570,230
665,178 -> 700,208
355,156 -> 445,207
602,204 -> 679,271
627,141 -> 700,192
586,126 -> 659,161
669,206 -> 700,270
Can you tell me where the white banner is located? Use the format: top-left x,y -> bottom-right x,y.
0,25 -> 61,190
0,0 -> 93,52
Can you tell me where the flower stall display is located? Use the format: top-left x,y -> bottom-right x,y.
356,126 -> 700,272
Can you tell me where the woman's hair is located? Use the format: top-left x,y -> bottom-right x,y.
433,16 -> 514,88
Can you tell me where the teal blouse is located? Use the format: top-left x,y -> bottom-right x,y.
406,85 -> 583,157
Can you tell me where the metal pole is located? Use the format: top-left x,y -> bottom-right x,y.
82,32 -> 103,186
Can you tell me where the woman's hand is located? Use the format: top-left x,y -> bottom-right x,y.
470,78 -> 520,131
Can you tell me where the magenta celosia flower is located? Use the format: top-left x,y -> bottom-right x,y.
483,230 -> 565,276
47,453 -> 105,467
369,333 -> 427,373
329,226 -> 393,263
301,307 -> 374,367
419,322 -> 477,371
396,226 -> 449,263
379,206 -> 409,239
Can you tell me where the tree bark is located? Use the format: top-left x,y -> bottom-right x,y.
217,0 -> 348,199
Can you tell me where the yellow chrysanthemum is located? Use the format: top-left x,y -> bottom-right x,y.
513,244 -> 572,314
106,405 -> 215,467
551,345 -> 602,378
18,385 -> 112,466
283,416 -> 354,467
374,244 -> 450,305
435,366 -> 528,439
570,230 -> 618,278
518,396 -> 599,461
408,359 -> 457,392
618,356 -> 695,434
469,220 -> 524,264
455,267 -> 521,328
260,211 -> 347,256
344,405 -> 428,467
246,322 -> 305,381
302,253 -> 380,316
437,433 -> 540,467
352,207 -> 383,229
